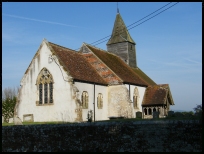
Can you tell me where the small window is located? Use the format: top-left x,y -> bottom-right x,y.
81,91 -> 88,109
97,93 -> 103,109
133,87 -> 139,109
130,45 -> 132,50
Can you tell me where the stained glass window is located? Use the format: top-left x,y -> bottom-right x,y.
49,83 -> 53,103
37,68 -> 54,105
39,83 -> 43,104
44,83 -> 48,104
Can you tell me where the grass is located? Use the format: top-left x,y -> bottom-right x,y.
2,116 -> 200,126
97,116 -> 200,123
2,121 -> 72,126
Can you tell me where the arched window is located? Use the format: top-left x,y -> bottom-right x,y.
36,68 -> 54,105
44,83 -> 48,104
133,87 -> 139,109
148,108 -> 152,115
39,83 -> 43,104
97,93 -> 103,109
153,108 -> 156,112
144,108 -> 147,115
81,91 -> 88,109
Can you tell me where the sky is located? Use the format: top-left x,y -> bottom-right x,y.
2,2 -> 202,112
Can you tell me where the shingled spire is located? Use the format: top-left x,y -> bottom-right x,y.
107,12 -> 137,68
107,13 -> 135,45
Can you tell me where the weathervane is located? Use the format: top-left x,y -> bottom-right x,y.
117,2 -> 119,14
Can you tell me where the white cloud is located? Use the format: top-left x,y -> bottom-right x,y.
3,13 -> 87,29
183,58 -> 202,65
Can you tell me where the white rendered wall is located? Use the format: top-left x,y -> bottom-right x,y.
125,84 -> 146,118
74,82 -> 109,121
18,41 -> 77,122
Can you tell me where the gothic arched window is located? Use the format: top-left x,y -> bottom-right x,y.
81,91 -> 88,109
133,87 -> 139,109
148,108 -> 152,115
36,68 -> 54,105
97,93 -> 103,109
144,108 -> 147,115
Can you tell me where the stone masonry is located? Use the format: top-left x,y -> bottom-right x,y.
2,120 -> 202,152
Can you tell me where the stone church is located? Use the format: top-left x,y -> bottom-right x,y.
17,11 -> 174,122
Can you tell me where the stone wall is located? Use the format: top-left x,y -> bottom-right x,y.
108,85 -> 133,118
2,120 -> 202,152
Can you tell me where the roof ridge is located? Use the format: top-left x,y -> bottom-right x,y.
85,43 -> 126,60
83,43 -> 124,84
50,42 -> 107,85
85,44 -> 148,86
83,42 -> 107,52
48,42 -> 77,53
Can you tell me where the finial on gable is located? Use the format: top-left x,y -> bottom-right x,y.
42,38 -> 48,43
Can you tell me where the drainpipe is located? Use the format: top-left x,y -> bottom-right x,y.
93,83 -> 95,122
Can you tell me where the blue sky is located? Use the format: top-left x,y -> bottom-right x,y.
2,2 -> 202,112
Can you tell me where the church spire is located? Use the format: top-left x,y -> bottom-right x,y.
107,11 -> 137,68
117,2 -> 119,14
107,13 -> 135,45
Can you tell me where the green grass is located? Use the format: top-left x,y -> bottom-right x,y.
92,116 -> 200,123
2,121 -> 72,126
2,116 -> 200,126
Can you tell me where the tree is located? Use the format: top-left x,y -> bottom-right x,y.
193,104 -> 202,114
193,104 -> 202,124
2,87 -> 19,123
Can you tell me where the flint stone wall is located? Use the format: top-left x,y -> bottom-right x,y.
2,120 -> 202,152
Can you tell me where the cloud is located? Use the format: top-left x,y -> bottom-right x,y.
3,13 -> 87,29
147,58 -> 201,68
183,58 -> 202,65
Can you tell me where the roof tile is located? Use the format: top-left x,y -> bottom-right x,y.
48,42 -> 107,85
85,44 -> 149,86
142,84 -> 169,106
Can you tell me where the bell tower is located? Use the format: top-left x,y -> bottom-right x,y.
106,10 -> 137,68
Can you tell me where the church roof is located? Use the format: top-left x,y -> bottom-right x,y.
142,84 -> 174,106
84,44 -> 149,86
131,67 -> 156,86
48,42 -> 107,85
81,51 -> 123,85
107,13 -> 135,45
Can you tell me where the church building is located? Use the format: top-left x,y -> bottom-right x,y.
17,11 -> 174,122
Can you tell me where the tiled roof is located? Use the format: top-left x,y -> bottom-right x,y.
131,67 -> 156,86
82,52 -> 123,85
107,13 -> 135,45
84,44 -> 149,86
142,84 -> 170,106
48,42 -> 107,85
